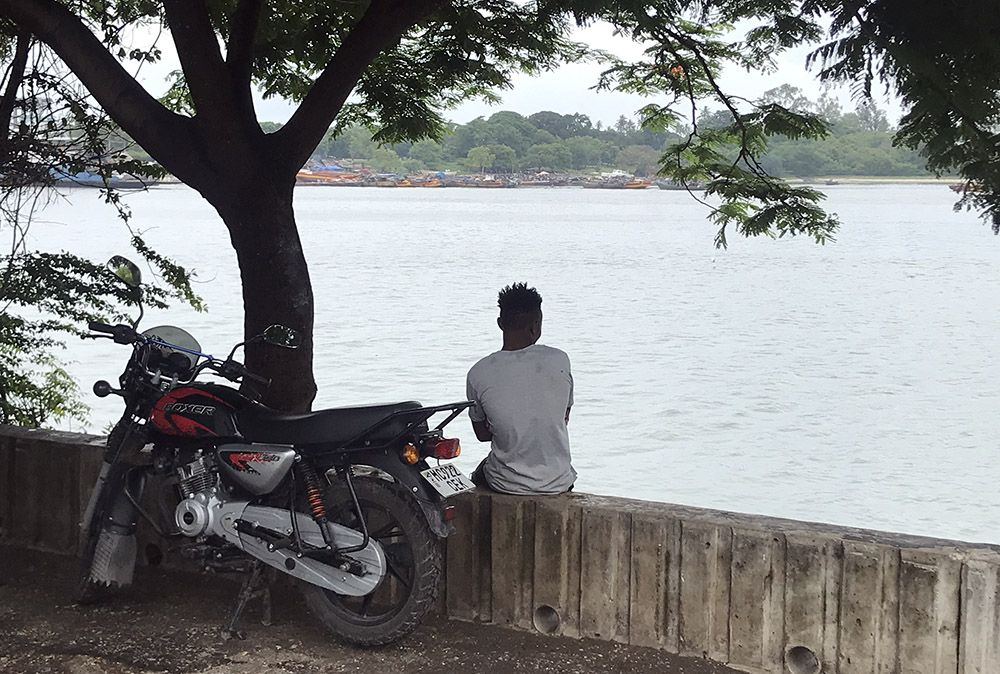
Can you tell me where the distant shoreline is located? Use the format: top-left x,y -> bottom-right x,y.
157,174 -> 958,187
790,176 -> 957,186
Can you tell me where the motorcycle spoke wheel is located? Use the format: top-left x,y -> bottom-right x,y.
300,476 -> 441,647
326,503 -> 416,622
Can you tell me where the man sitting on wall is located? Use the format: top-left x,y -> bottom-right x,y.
466,282 -> 576,495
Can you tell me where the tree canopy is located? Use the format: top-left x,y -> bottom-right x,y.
1,0 -> 998,416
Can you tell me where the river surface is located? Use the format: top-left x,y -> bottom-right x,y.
23,182 -> 1000,543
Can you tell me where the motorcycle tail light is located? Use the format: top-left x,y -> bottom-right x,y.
401,442 -> 420,465
442,505 -> 456,522
431,438 -> 461,459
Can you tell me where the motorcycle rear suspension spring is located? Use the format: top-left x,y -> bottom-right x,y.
296,463 -> 327,521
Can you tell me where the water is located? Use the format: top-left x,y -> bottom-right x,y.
21,183 -> 1000,543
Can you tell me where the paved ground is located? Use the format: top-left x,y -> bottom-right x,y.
0,546 -> 739,674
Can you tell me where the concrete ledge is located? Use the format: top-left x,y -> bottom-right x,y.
443,491 -> 1000,674
4,426 -> 1000,674
0,425 -> 104,552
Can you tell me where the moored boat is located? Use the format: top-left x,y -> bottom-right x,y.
623,179 -> 651,189
296,169 -> 363,185
474,179 -> 506,188
654,179 -> 705,191
583,174 -> 650,189
50,167 -> 156,190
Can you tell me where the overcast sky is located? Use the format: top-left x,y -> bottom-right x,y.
441,22 -> 904,126
134,20 -> 903,128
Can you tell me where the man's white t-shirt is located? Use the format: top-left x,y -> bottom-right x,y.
466,344 -> 576,495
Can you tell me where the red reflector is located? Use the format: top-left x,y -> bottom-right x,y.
442,505 -> 456,522
432,437 -> 461,459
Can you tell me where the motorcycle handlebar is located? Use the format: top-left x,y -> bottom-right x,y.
87,321 -> 138,345
87,322 -> 270,389
201,358 -> 270,387
88,321 -> 115,334
243,370 -> 271,386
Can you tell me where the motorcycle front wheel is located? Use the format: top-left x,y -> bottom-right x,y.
300,476 -> 442,647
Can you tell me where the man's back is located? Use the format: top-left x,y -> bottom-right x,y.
467,344 -> 575,494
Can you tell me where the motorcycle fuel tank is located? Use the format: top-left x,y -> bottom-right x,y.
150,385 -> 240,439
217,444 -> 296,495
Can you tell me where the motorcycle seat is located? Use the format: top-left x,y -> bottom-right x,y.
236,401 -> 424,447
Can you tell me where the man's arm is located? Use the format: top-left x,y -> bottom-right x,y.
565,361 -> 574,425
467,370 -> 493,441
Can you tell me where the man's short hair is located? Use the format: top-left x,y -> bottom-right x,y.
498,282 -> 542,330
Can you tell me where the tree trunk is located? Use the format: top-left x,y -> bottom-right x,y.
212,178 -> 317,412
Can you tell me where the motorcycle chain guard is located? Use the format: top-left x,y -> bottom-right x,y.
178,498 -> 386,596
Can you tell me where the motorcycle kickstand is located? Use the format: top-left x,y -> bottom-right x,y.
222,561 -> 274,640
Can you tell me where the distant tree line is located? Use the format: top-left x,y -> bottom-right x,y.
274,85 -> 931,178
743,85 -> 926,177
296,110 -> 675,176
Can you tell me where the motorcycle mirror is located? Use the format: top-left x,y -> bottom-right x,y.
106,256 -> 142,289
261,324 -> 302,349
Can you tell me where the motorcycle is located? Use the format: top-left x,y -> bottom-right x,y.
77,255 -> 475,645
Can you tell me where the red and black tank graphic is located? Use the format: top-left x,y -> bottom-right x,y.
225,450 -> 281,475
217,444 -> 296,495
150,386 -> 239,439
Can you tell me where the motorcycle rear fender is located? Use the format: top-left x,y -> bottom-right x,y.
333,448 -> 454,538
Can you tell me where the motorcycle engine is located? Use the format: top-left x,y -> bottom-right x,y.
174,455 -> 223,537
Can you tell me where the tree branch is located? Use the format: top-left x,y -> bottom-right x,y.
227,0 -> 261,78
162,0 -> 236,126
0,31 -> 30,161
0,0 -> 203,184
225,0 -> 262,124
272,0 -> 444,172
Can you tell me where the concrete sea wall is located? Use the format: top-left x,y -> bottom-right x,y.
3,425 -> 999,674
0,425 -> 105,554
445,491 -> 1000,674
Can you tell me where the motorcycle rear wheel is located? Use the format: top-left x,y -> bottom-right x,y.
300,476 -> 442,647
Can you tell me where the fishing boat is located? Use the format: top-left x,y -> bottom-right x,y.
654,179 -> 683,190
623,179 -> 651,189
473,178 -> 506,188
368,173 -> 398,187
654,179 -> 704,191
295,169 -> 363,185
50,168 -> 154,190
583,174 -> 650,189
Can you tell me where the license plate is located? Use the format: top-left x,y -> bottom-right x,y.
421,464 -> 476,498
